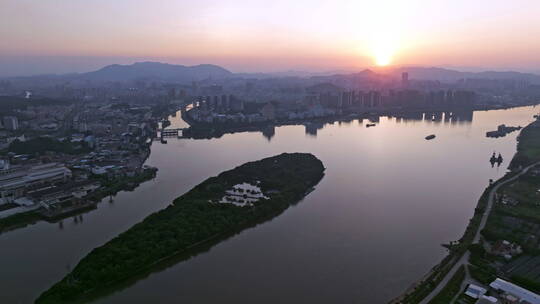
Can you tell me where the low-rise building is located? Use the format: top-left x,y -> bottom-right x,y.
489,278 -> 540,304
501,195 -> 519,206
490,240 -> 523,259
3,116 -> 19,130
0,163 -> 72,201
466,284 -> 487,299
476,295 -> 498,303
27,180 -> 101,208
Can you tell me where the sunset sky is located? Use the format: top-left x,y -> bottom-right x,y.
1,0 -> 540,76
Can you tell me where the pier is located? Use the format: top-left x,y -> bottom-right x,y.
159,128 -> 187,138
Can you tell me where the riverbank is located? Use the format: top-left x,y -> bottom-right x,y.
0,165 -> 158,234
36,153 -> 325,304
0,128 -> 158,233
390,179 -> 494,304
391,115 -> 540,303
181,102 -> 539,140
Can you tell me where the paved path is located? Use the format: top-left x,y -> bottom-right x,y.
449,265 -> 470,304
418,161 -> 540,304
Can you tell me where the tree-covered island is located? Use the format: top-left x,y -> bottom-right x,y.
36,153 -> 325,304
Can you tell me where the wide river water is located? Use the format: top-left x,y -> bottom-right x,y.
0,106 -> 538,304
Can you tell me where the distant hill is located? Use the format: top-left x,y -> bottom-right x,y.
79,62 -> 233,82
309,66 -> 540,85
310,69 -> 377,79
5,62 -> 540,85
393,66 -> 540,84
236,69 -> 356,79
306,69 -> 390,89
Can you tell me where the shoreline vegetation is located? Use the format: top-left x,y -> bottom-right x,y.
391,116 -> 540,304
35,153 -> 325,304
392,182 -> 492,304
426,265 -> 466,304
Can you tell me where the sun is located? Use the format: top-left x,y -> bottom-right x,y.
375,52 -> 392,66
345,1 -> 406,67
372,39 -> 396,66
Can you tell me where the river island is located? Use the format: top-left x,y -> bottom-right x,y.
36,152 -> 325,304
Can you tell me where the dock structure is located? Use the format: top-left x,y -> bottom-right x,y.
159,128 -> 186,138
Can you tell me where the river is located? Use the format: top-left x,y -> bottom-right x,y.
0,106 -> 537,304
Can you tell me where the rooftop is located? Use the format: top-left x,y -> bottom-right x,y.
490,278 -> 540,304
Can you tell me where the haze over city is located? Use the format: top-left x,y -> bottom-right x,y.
2,0 -> 540,76
2,1 -> 540,304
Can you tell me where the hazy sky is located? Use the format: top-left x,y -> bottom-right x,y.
1,0 -> 540,76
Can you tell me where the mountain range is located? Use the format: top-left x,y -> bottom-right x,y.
391,67 -> 540,83
80,62 -> 233,82
6,62 -> 540,84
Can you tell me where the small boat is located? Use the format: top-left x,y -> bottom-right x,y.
490,152 -> 497,163
425,134 -> 436,140
490,152 -> 503,164
366,123 -> 376,127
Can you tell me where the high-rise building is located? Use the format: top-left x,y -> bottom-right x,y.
168,88 -> 176,99
230,96 -> 244,112
260,103 -> 276,121
402,72 -> 409,87
3,116 -> 18,131
221,95 -> 229,109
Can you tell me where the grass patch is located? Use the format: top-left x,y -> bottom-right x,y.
510,275 -> 540,293
510,122 -> 540,169
468,264 -> 496,285
427,265 -> 466,304
0,203 -> 18,212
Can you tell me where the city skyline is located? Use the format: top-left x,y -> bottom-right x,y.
2,0 -> 540,76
